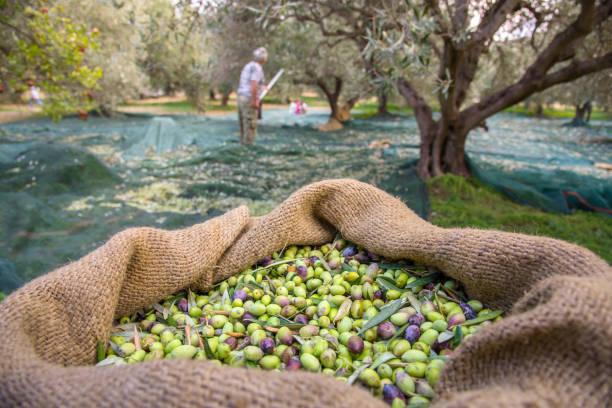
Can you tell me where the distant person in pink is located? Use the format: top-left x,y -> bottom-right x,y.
288,99 -> 307,115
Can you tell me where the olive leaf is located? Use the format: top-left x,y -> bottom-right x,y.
309,297 -> 324,305
377,276 -> 404,292
459,310 -> 503,326
184,315 -> 197,327
221,289 -> 230,305
95,356 -> 124,367
188,290 -> 197,311
378,263 -> 419,270
251,258 -> 306,275
341,263 -> 357,272
97,341 -> 106,362
404,292 -> 422,315
358,297 -> 409,337
370,352 -> 396,370
203,337 -> 215,359
318,257 -> 332,272
333,298 -> 353,323
108,340 -> 121,355
347,363 -> 371,385
113,323 -> 139,331
167,315 -> 178,327
437,330 -> 455,343
405,272 -> 442,289
451,326 -> 463,348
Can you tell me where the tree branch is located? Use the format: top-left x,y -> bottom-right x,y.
461,52 -> 612,130
451,0 -> 470,33
396,77 -> 436,135
523,0 -> 603,80
425,0 -> 450,34
458,0 -> 520,50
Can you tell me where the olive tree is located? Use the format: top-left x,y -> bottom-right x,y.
53,0 -> 151,114
259,0 -> 612,178
138,0 -> 212,109
270,21 -> 369,129
0,0 -> 102,119
217,3 -> 371,129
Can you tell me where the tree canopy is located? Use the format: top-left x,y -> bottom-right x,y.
253,0 -> 612,177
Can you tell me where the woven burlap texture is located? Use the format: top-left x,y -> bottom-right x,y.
0,179 -> 610,407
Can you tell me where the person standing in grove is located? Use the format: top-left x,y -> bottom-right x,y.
29,82 -> 43,108
237,47 -> 267,145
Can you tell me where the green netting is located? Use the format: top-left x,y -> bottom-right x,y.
0,110 -> 427,293
465,114 -> 611,215
0,109 -> 609,293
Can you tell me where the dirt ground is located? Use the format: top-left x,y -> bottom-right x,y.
0,94 -> 295,124
0,104 -> 43,124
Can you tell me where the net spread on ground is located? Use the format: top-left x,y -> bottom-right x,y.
0,109 -> 609,291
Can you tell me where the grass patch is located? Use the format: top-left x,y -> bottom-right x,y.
206,102 -> 236,111
427,174 -> 611,264
353,102 -> 415,118
122,100 -> 199,111
122,99 -> 239,113
262,94 -> 329,107
504,105 -> 611,120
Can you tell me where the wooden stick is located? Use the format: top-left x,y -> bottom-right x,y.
133,326 -> 141,351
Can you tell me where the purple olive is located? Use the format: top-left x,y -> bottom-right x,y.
177,298 -> 188,312
460,303 -> 477,320
367,251 -> 380,261
327,259 -> 339,269
353,253 -> 370,264
342,246 -> 357,257
281,346 -> 298,363
365,263 -> 379,278
372,290 -> 383,300
257,255 -> 273,266
447,312 -> 466,328
404,325 -> 421,344
383,384 -> 406,405
309,256 -> 319,265
377,321 -> 396,340
347,335 -> 364,354
259,337 -> 275,354
296,265 -> 308,279
241,312 -> 256,325
233,289 -> 247,302
275,296 -> 291,308
285,356 -> 302,371
408,313 -> 425,326
225,337 -> 238,350
418,289 -> 434,299
277,327 -> 294,345
294,314 -> 309,325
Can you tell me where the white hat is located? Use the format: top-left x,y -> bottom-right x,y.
253,47 -> 268,62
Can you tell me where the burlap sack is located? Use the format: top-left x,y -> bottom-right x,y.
0,179 -> 610,407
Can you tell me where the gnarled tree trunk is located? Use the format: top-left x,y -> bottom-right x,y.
315,76 -> 345,131
221,92 -> 230,106
377,90 -> 388,115
416,122 -> 471,178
